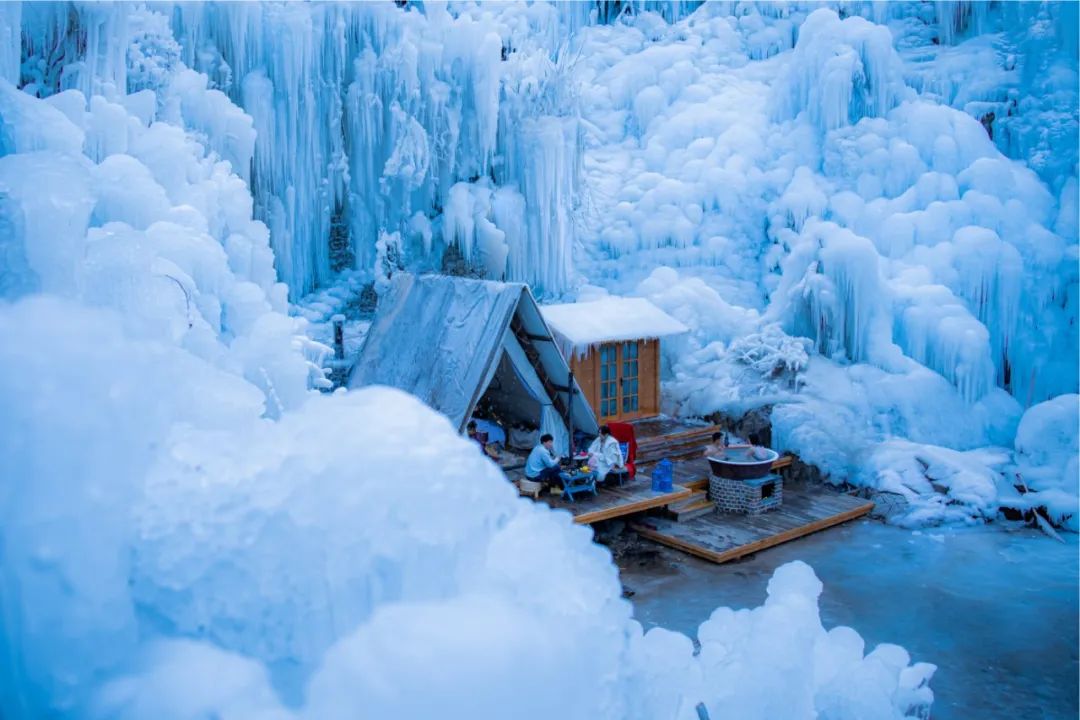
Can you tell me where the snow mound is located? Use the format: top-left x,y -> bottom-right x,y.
1013,395 -> 1080,528
1,299 -> 935,719
859,440 -> 1012,527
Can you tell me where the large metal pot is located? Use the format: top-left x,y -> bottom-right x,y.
707,446 -> 779,480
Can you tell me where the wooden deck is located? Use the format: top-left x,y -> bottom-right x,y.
500,416 -> 799,528
646,456 -> 795,493
641,456 -> 712,490
631,484 -> 873,564
631,415 -> 714,443
540,477 -> 692,525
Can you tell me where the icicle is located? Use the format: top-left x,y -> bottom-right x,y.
773,220 -> 887,364
934,1 -> 989,46
950,226 -> 1023,389
772,8 -> 907,135
0,2 -> 19,85
891,281 -> 996,402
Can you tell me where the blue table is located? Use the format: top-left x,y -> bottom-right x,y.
561,470 -> 599,502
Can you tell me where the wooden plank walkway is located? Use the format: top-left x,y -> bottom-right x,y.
631,416 -> 714,442
540,478 -> 692,525
631,484 -> 873,564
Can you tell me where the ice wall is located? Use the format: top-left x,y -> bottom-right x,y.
13,1 -> 586,298
166,1 -> 584,298
7,0 -> 1077,522
563,2 -> 1076,526
0,4 -> 318,411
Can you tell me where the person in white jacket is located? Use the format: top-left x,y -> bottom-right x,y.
587,425 -> 626,484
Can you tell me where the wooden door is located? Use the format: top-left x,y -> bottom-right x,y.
596,341 -> 646,422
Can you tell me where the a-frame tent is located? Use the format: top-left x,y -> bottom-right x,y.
348,273 -> 598,453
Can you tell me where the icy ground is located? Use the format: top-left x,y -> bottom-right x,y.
623,520 -> 1080,720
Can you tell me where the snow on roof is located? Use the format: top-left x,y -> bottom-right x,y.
541,297 -> 689,352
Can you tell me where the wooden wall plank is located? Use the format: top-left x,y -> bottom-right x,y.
572,350 -> 600,420
640,339 -> 659,416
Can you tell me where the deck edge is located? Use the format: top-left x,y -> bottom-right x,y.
631,499 -> 874,563
572,485 -> 692,524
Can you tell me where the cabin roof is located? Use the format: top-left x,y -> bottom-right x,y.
541,296 -> 689,354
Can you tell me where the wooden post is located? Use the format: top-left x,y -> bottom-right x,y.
567,369 -> 575,456
331,314 -> 345,360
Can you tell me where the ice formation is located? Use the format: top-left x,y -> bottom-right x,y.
0,4 -> 945,717
2,1 -> 1078,715
564,2 -> 1077,525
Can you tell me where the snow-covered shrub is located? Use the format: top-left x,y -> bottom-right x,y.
727,324 -> 811,387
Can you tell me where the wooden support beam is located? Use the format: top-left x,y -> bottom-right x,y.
771,455 -> 794,470
523,333 -> 555,343
510,317 -> 571,421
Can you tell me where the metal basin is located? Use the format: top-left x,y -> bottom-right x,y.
707,446 -> 779,480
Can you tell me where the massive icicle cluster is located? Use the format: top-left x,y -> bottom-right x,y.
567,2 -> 1077,527
1,4 -> 938,718
11,1 -> 597,298
0,1 -> 1076,713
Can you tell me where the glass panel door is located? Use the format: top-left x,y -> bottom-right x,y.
599,343 -> 619,419
597,341 -> 642,420
620,341 -> 639,415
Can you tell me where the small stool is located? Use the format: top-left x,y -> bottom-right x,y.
516,478 -> 542,500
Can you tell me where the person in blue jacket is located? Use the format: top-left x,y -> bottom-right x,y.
525,434 -> 566,486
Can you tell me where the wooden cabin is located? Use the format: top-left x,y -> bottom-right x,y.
541,297 -> 688,423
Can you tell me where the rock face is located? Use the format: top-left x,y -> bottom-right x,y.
784,457 -> 829,486
708,406 -> 775,448
868,491 -> 911,522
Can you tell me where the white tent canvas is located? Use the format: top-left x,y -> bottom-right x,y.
348,274 -> 598,453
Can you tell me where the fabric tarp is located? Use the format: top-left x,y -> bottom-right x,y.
348,273 -> 518,430
502,332 -> 570,454
348,274 -> 597,440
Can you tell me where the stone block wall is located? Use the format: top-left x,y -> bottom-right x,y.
709,473 -> 783,514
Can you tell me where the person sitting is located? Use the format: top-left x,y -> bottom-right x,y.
466,420 -> 499,459
525,433 -> 566,487
588,425 -> 626,484
703,431 -> 727,458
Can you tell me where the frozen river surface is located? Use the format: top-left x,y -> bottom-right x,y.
620,519 -> 1078,720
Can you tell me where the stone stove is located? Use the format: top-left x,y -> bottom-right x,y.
709,472 -> 783,515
